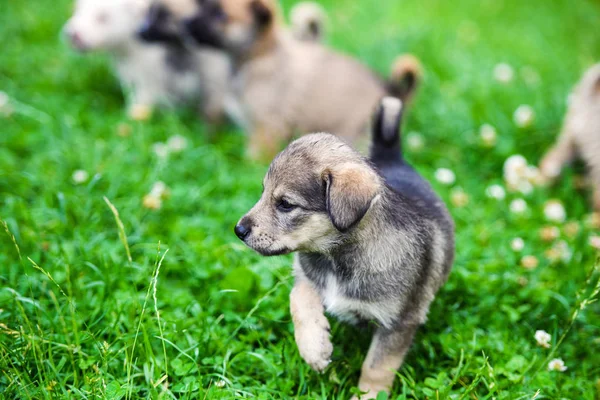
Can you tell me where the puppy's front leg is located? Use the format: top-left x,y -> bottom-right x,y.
540,127 -> 577,180
290,277 -> 332,372
353,324 -> 419,400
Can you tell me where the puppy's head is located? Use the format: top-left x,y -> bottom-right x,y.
183,0 -> 279,55
137,0 -> 197,45
63,0 -> 149,52
290,1 -> 327,42
235,134 -> 383,256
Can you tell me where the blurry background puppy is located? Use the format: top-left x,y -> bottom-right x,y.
136,0 -> 231,123
63,0 -> 226,121
234,98 -> 454,398
182,0 -> 422,161
137,0 -> 328,128
540,63 -> 600,209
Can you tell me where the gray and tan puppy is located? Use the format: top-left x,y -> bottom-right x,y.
540,63 -> 600,209
183,0 -> 422,161
235,97 -> 455,399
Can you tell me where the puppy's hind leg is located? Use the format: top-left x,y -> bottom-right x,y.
290,275 -> 333,373
353,324 -> 419,400
540,127 -> 578,180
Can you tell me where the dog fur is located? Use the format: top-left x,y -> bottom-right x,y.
539,63 -> 600,209
183,0 -> 422,161
235,97 -> 455,398
64,0 -> 228,120
289,1 -> 327,42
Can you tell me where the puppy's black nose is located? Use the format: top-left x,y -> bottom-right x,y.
234,224 -> 251,240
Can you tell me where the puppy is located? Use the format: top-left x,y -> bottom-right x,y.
289,1 -> 327,42
540,63 -> 600,209
63,0 -> 224,120
182,0 -> 422,161
235,97 -> 455,399
136,0 -> 231,122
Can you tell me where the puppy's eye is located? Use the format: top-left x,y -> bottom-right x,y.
277,199 -> 296,212
207,4 -> 226,21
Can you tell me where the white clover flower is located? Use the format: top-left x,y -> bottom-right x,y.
514,105 -> 535,128
150,181 -> 168,198
142,194 -> 162,210
503,155 -> 528,188
479,124 -> 497,147
167,134 -> 188,153
493,63 -> 514,83
544,200 -> 566,223
511,237 -> 525,252
0,91 -> 13,117
486,184 -> 506,200
450,188 -> 469,207
215,380 -> 226,388
435,168 -> 456,185
152,142 -> 169,159
589,235 -> 600,250
534,330 -> 551,348
406,131 -> 424,151
71,169 -> 89,184
521,255 -> 539,269
548,358 -> 567,372
510,198 -> 527,214
516,180 -> 534,195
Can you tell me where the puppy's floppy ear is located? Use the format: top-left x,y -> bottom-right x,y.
323,163 -> 381,232
249,0 -> 272,27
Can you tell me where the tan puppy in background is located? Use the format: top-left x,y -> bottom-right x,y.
183,0 -> 422,160
540,63 -> 600,209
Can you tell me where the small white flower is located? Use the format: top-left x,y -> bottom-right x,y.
510,198 -> 527,214
517,180 -> 534,195
406,132 -> 424,151
511,237 -> 525,252
142,194 -> 162,210
167,134 -> 188,153
514,105 -> 535,128
548,358 -> 567,372
503,155 -> 528,187
71,169 -> 89,184
486,184 -> 506,200
493,63 -> 514,83
215,380 -> 226,388
435,168 -> 456,185
152,142 -> 169,159
544,200 -> 566,223
534,330 -> 551,348
479,124 -> 497,147
589,235 -> 600,250
0,91 -> 13,117
150,181 -> 168,198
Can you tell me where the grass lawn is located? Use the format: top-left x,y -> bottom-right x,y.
1,0 -> 600,398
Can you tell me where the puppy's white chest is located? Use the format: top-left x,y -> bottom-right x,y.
321,274 -> 397,329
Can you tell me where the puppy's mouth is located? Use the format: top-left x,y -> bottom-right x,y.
242,240 -> 291,257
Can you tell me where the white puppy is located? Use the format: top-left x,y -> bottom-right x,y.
63,0 -> 229,121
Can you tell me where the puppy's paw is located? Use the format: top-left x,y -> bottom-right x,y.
128,104 -> 153,121
539,152 -> 563,180
294,316 -> 332,372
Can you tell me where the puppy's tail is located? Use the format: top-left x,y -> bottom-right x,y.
370,96 -> 404,164
386,54 -> 423,103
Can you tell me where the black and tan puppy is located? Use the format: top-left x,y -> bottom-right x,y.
235,97 -> 455,399
183,0 -> 422,160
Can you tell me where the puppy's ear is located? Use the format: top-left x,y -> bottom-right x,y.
323,163 -> 381,232
249,0 -> 272,28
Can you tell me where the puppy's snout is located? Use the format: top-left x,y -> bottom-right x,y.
235,217 -> 254,241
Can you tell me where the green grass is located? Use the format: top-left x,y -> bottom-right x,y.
1,0 -> 600,398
